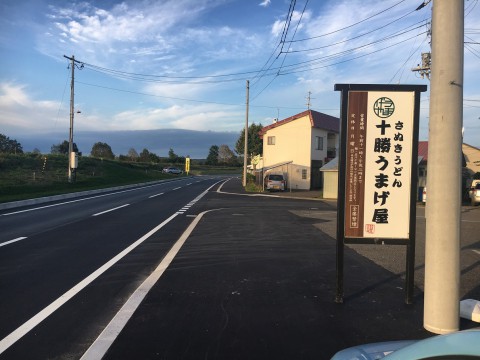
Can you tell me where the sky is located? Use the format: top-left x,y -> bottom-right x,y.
0,0 -> 479,157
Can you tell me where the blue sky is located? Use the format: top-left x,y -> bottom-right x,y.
0,0 -> 479,156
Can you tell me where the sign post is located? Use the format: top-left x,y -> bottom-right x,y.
334,84 -> 427,304
185,157 -> 190,175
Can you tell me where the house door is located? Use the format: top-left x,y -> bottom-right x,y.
310,160 -> 323,189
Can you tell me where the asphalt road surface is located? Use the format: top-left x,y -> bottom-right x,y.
0,176 -> 223,359
1,176 -> 479,359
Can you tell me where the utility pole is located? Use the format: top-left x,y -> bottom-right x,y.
424,0 -> 464,334
411,52 -> 431,80
64,55 -> 83,183
243,80 -> 250,187
306,91 -> 314,110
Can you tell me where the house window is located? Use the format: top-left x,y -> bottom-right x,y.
268,136 -> 275,145
315,136 -> 323,150
302,169 -> 307,179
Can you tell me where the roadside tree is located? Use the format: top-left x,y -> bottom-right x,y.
206,145 -> 219,166
90,142 -> 115,159
218,144 -> 237,165
128,148 -> 139,162
0,134 -> 23,154
51,140 -> 78,155
235,123 -> 263,158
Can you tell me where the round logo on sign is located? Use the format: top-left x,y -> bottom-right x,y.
373,97 -> 395,118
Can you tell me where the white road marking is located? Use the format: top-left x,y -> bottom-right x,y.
0,213 -> 178,354
92,204 -> 130,217
0,237 -> 27,248
80,208 -> 221,360
172,187 -> 182,191
148,193 -> 164,198
473,250 -> 480,255
0,180 -> 221,355
1,183 -> 165,216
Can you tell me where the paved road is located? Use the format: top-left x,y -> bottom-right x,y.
0,176 -> 223,359
1,176 -> 479,359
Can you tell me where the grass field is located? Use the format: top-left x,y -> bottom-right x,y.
0,153 -> 241,203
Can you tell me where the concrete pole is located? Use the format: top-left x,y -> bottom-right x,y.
243,80 -> 249,187
424,0 -> 464,334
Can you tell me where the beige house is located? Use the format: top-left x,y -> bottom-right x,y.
258,110 -> 339,190
463,143 -> 480,176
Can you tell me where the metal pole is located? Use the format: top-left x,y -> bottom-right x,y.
243,80 -> 249,187
424,0 -> 464,334
68,55 -> 75,183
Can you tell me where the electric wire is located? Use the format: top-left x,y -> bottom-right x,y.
74,80 -> 306,110
251,0 -> 297,88
389,36 -> 427,84
287,0 -> 408,43
251,0 -> 310,102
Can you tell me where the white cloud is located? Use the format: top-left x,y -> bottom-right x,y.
259,0 -> 271,7
0,83 -> 62,134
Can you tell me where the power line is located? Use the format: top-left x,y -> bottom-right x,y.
74,80 -> 308,110
284,22 -> 427,54
287,0 -> 408,43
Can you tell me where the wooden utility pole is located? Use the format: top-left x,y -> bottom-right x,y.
424,0 -> 464,334
243,80 -> 250,187
64,55 -> 83,183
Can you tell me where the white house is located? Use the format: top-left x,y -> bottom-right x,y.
258,110 -> 339,190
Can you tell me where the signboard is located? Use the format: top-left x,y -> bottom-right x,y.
334,84 -> 427,304
185,157 -> 190,174
344,91 -> 415,239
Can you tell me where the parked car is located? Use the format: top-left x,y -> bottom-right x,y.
163,167 -> 182,175
331,329 -> 480,360
469,181 -> 480,206
265,173 -> 286,191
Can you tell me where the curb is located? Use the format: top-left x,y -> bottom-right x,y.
0,178 -> 189,211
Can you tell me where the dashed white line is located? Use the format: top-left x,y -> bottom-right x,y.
148,193 -> 164,199
0,237 -> 27,248
172,187 -> 182,191
1,184 -> 164,216
92,204 -> 130,217
0,180 -> 222,355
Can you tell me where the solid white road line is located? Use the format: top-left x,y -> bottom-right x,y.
0,180 -> 221,355
0,237 -> 27,248
0,212 -> 178,355
1,179 -> 191,217
92,204 -> 130,217
80,208 -> 221,360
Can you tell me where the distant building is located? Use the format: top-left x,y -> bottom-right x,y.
463,143 -> 480,176
258,110 -> 339,190
321,141 -> 480,200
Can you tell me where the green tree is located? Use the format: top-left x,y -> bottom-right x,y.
206,145 -> 219,165
139,148 -> 151,162
150,153 -> 161,163
51,140 -> 78,155
218,144 -> 236,165
235,123 -> 263,157
128,148 -> 139,162
90,142 -> 115,159
168,148 -> 178,163
0,134 -> 23,154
